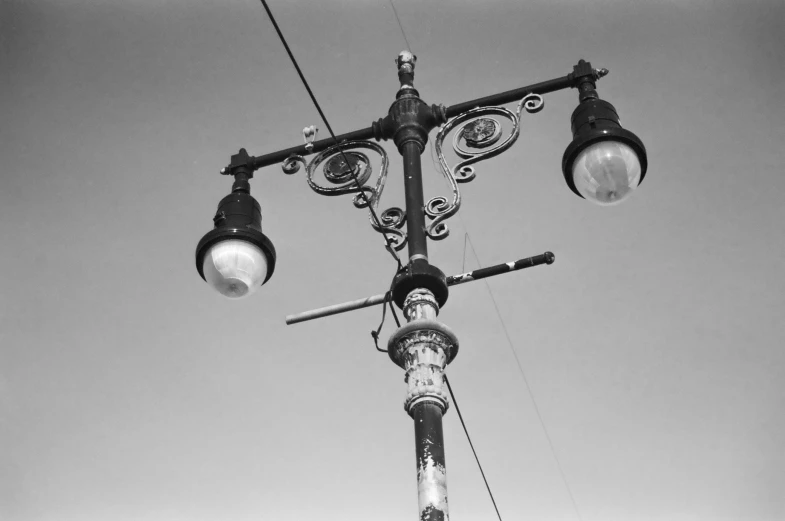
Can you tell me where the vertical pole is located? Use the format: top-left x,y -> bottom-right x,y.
388,52 -> 456,521
412,402 -> 448,521
402,142 -> 429,263
388,289 -> 459,521
390,50 -> 439,266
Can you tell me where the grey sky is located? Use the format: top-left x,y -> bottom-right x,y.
2,1 -> 784,520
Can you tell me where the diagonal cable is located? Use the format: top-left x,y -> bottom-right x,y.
259,0 -> 402,268
444,375 -> 504,521
388,0 -> 413,53
459,222 -> 583,521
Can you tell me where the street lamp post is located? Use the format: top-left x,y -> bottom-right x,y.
195,51 -> 647,521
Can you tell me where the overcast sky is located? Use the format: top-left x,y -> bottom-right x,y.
2,1 -> 784,520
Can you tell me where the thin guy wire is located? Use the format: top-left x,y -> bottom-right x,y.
428,140 -> 581,518
444,375 -> 504,521
462,233 -> 469,272
259,0 -> 402,269
427,118 -> 581,519
388,0 -> 413,52
459,223 -> 583,521
421,147 -> 501,520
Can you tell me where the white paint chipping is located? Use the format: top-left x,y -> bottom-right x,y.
417,455 -> 449,520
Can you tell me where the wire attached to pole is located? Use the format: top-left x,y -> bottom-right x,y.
371,270 -> 403,352
459,224 -> 584,521
445,375 -> 504,521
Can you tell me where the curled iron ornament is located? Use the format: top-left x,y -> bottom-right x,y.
427,93 -> 545,240
281,141 -> 407,250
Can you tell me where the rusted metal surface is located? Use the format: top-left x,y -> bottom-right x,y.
388,288 -> 458,521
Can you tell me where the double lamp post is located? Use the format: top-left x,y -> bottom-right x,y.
194,51 -> 647,521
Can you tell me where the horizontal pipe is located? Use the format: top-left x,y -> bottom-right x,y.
251,126 -> 376,170
244,69 -> 580,172
445,75 -> 574,118
446,251 -> 554,286
285,293 -> 388,325
285,252 -> 554,325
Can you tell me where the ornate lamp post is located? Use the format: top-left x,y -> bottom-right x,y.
195,51 -> 647,521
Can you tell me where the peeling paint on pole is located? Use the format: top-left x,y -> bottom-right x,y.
413,401 -> 449,521
417,448 -> 449,520
388,289 -> 458,521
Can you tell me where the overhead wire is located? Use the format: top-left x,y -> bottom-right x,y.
258,0 -> 407,356
259,2 -> 521,519
259,0 -> 402,270
388,0 -> 413,52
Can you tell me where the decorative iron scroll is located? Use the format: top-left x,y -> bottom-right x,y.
281,141 -> 407,250
428,93 -> 545,240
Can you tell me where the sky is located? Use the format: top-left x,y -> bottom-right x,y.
2,0 -> 784,520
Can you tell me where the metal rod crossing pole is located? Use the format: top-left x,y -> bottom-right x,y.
284,252 -> 555,325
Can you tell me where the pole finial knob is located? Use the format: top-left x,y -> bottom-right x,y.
396,50 -> 416,70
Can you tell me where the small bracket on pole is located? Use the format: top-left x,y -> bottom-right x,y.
303,125 -> 318,153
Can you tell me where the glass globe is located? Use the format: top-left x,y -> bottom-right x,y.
201,239 -> 269,299
572,141 -> 642,206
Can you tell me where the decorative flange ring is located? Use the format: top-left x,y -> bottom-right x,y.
387,320 -> 459,369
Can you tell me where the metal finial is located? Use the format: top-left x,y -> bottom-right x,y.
396,50 -> 416,69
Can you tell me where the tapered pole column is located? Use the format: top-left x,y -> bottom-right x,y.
388,289 -> 459,521
402,141 -> 429,263
380,51 -> 447,265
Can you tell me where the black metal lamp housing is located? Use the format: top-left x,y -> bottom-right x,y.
195,191 -> 276,299
562,98 -> 648,206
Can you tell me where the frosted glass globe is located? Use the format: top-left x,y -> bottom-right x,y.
572,141 -> 642,206
201,239 -> 269,299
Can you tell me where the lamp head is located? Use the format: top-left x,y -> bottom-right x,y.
195,191 -> 276,298
562,98 -> 647,206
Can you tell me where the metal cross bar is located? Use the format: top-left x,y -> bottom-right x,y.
284,252 -> 554,325
240,70 -> 584,171
444,75 -> 574,118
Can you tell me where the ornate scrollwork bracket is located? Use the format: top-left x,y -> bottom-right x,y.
427,93 -> 545,240
281,140 -> 408,250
